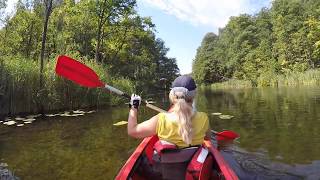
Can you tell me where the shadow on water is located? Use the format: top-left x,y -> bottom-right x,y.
218,142 -> 320,180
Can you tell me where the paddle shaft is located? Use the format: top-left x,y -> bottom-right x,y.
104,84 -> 166,113
105,84 -> 235,138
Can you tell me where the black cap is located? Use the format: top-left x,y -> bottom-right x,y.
171,75 -> 197,91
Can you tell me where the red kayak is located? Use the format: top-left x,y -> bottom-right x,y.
115,135 -> 239,180
55,56 -> 239,179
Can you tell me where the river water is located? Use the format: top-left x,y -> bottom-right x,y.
0,87 -> 319,179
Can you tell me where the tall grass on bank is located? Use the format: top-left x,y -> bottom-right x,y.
210,69 -> 320,89
275,69 -> 320,86
0,55 -> 133,116
210,79 -> 252,89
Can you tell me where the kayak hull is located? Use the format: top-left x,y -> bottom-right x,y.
115,136 -> 238,180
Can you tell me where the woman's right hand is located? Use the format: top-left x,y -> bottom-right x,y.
129,94 -> 141,109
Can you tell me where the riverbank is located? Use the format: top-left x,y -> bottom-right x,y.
209,69 -> 320,89
0,55 -> 133,116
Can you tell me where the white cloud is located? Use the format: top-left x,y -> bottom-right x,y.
140,0 -> 271,30
4,0 -> 17,15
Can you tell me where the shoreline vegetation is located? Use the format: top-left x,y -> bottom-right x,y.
192,0 -> 320,88
210,69 -> 320,89
0,55 -> 133,116
0,0 -> 179,116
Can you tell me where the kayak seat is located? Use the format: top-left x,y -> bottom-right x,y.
117,136 -> 238,180
129,139 -> 216,180
152,140 -> 199,180
129,153 -> 218,180
153,148 -> 198,180
130,152 -> 163,180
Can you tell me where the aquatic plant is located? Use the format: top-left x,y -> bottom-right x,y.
0,55 -> 133,116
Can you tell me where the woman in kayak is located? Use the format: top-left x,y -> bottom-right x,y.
127,75 -> 210,179
127,75 -> 209,148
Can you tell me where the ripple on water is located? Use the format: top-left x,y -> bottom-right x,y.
221,147 -> 314,180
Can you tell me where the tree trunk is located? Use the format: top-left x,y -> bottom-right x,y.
26,22 -> 34,57
39,0 -> 53,114
95,0 -> 110,62
95,0 -> 105,62
95,21 -> 103,62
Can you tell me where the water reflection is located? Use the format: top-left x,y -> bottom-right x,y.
0,106 -> 158,180
0,86 -> 319,179
218,143 -> 320,180
203,87 -> 320,179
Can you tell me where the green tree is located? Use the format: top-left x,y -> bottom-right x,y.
94,0 -> 136,62
192,0 -> 320,86
0,0 -> 180,102
193,32 -> 222,84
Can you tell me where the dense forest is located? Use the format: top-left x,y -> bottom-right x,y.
193,0 -> 320,87
0,0 -> 179,115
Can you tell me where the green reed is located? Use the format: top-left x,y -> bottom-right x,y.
210,79 -> 252,89
276,69 -> 320,87
209,69 -> 320,89
0,55 -> 133,116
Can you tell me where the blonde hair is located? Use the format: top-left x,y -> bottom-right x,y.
169,87 -> 195,145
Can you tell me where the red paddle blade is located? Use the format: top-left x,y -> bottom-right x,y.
216,130 -> 240,141
55,55 -> 105,88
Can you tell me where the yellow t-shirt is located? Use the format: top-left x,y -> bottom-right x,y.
156,112 -> 209,148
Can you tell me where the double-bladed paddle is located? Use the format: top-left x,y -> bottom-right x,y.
55,55 -> 239,140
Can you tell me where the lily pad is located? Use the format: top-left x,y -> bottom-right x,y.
70,114 -> 84,117
3,121 -> 16,125
60,112 -> 72,116
219,115 -> 234,120
73,110 -> 85,114
17,124 -> 24,127
211,112 -> 222,116
23,121 -> 32,124
26,115 -> 35,118
15,117 -> 26,121
86,110 -> 96,114
26,114 -> 41,118
23,118 -> 36,122
45,114 -> 58,117
113,121 -> 128,126
4,117 -> 11,121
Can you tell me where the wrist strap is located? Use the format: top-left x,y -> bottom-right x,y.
129,104 -> 138,109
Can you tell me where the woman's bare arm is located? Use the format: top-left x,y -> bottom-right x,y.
127,108 -> 158,138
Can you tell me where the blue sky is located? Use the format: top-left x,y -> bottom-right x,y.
136,0 -> 272,74
3,0 -> 272,74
